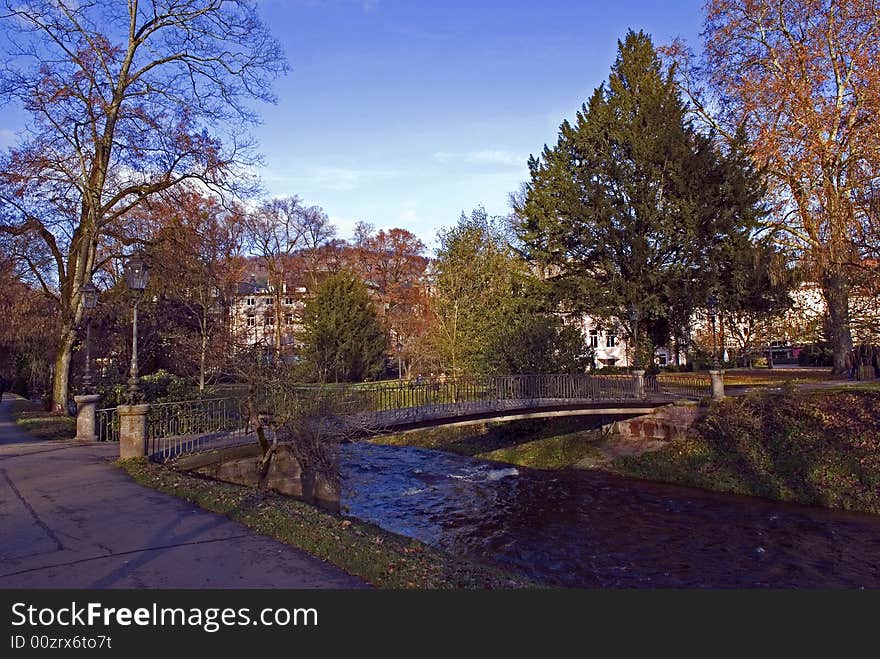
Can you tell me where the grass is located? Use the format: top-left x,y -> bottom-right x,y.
374,417 -> 612,469
118,457 -> 536,589
9,398 -> 76,441
716,366 -> 841,387
608,388 -> 880,515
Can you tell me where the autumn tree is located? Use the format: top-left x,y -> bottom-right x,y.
0,0 -> 285,413
0,250 -> 59,397
243,196 -> 334,357
516,31 -> 769,360
668,0 -> 880,372
146,189 -> 247,391
352,225 -> 429,377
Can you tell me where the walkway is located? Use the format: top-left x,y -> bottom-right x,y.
0,396 -> 365,588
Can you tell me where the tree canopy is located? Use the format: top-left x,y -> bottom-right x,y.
667,0 -> 880,371
0,0 -> 285,411
515,30 -> 776,355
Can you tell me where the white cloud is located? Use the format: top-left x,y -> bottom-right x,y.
464,150 -> 525,167
328,214 -> 359,240
263,165 -> 402,192
432,149 -> 526,168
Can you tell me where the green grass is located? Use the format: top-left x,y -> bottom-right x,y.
374,417 -> 611,469
608,389 -> 880,514
118,457 -> 536,589
9,398 -> 76,441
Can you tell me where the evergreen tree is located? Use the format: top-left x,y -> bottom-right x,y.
300,271 -> 387,382
515,30 -> 774,356
483,312 -> 588,375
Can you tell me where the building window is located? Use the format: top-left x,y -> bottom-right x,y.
284,313 -> 295,326
264,314 -> 273,326
265,297 -> 273,305
589,329 -> 599,348
283,297 -> 294,306
246,297 -> 255,306
246,314 -> 255,327
606,333 -> 616,348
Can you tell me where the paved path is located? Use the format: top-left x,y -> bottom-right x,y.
0,396 -> 365,589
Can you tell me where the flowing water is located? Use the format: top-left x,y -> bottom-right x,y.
341,442 -> 880,588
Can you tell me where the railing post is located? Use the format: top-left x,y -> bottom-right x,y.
632,369 -> 646,400
118,403 -> 150,459
74,394 -> 101,442
709,369 -> 725,400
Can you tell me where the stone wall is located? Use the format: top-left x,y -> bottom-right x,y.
177,443 -> 340,512
608,403 -> 705,442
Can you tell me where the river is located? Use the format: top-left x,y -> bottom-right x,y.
340,442 -> 880,588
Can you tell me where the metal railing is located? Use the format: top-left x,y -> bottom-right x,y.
134,373 -> 712,461
648,374 -> 712,400
146,398 -> 250,462
96,407 -> 119,442
308,373 -> 643,430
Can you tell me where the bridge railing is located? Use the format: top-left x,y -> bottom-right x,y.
146,397 -> 250,461
647,374 -> 712,400
309,373 -> 641,427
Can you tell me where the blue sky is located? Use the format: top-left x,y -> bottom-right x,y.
0,0 -> 706,251
252,0 -> 705,249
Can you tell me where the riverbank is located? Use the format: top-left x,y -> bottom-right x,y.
119,458 -> 535,589
375,387 -> 880,515
610,387 -> 880,514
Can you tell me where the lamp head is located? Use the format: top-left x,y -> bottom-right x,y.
81,281 -> 99,309
124,253 -> 149,291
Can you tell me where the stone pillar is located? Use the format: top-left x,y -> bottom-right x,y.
632,369 -> 646,400
118,403 -> 150,459
709,369 -> 725,400
74,394 -> 101,442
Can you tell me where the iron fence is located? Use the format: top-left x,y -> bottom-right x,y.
309,373 -> 642,429
96,407 -> 119,442
648,374 -> 712,400
146,398 -> 250,462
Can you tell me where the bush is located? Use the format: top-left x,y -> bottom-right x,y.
96,369 -> 195,407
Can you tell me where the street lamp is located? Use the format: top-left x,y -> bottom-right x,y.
706,293 -> 719,370
628,304 -> 639,370
80,281 -> 99,393
124,253 -> 149,403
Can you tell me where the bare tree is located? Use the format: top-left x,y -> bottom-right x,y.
0,0 -> 286,413
665,0 -> 880,373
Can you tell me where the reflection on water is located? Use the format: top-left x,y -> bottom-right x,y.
341,442 -> 880,588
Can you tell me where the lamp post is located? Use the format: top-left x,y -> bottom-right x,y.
628,304 -> 639,370
124,253 -> 149,404
707,294 -> 719,370
80,281 -> 99,393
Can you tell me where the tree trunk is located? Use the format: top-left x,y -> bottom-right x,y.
821,268 -> 853,375
51,325 -> 76,414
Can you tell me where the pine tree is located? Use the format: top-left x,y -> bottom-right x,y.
300,272 -> 387,382
515,30 -> 774,355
